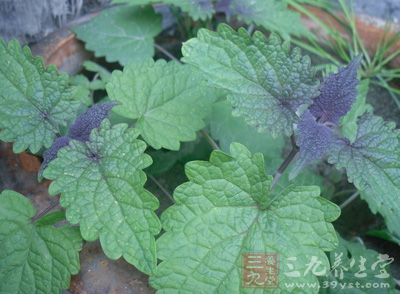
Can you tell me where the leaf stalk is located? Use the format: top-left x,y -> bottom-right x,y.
272,135 -> 299,188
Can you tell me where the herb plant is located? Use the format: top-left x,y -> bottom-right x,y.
0,1 -> 399,293
289,0 -> 400,109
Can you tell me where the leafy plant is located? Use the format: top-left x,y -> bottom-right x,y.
44,120 -> 161,274
150,143 -> 340,292
106,59 -> 218,150
0,40 -> 82,153
289,0 -> 400,109
74,5 -> 162,65
0,190 -> 82,293
113,0 -> 308,37
39,102 -> 116,177
328,113 -> 400,238
290,57 -> 361,178
182,24 -> 319,137
113,0 -> 215,20
209,100 -> 284,173
216,0 -> 310,38
1,2 -> 399,293
183,24 -> 400,241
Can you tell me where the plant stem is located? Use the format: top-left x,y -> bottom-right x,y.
395,278 -> 400,288
149,174 -> 175,203
154,43 -> 181,63
201,129 -> 220,150
247,23 -> 255,34
339,191 -> 360,209
352,236 -> 365,247
31,200 -> 60,223
375,75 -> 400,109
272,135 -> 299,188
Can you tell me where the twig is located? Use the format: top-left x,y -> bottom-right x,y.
149,174 -> 175,203
201,130 -> 220,150
272,135 -> 299,188
31,200 -> 60,223
351,236 -> 365,247
339,191 -> 360,209
247,23 -> 255,34
92,72 -> 100,83
154,43 -> 181,63
394,278 -> 400,288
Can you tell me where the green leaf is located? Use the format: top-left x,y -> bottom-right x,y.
209,100 -> 335,196
150,143 -> 340,293
70,62 -> 112,94
182,24 -> 319,137
277,167 -> 335,198
74,6 -> 162,65
366,229 -> 400,245
328,113 -> 400,240
113,0 -> 214,20
0,40 -> 81,153
227,0 -> 310,38
106,59 -> 217,150
83,61 -> 111,83
146,138 -> 212,175
69,75 -> 93,105
209,100 -> 284,173
340,79 -> 372,142
320,235 -> 398,293
35,210 -> 66,226
166,0 -> 214,19
0,190 -> 82,294
43,120 -> 161,274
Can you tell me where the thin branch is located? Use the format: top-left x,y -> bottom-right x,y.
339,191 -> 360,209
247,23 -> 255,34
154,43 -> 181,63
351,236 -> 365,247
272,135 -> 299,188
201,129 -> 220,150
149,174 -> 175,203
31,200 -> 60,223
394,278 -> 400,288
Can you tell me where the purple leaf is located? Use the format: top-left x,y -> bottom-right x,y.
310,57 -> 361,125
193,0 -> 213,11
215,0 -> 231,14
39,136 -> 70,178
39,102 -> 116,179
215,0 -> 253,18
68,102 -> 116,142
290,111 -> 337,179
154,4 -> 176,30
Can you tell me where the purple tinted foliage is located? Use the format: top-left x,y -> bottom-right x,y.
68,102 -> 116,142
291,58 -> 361,177
296,111 -> 337,163
215,0 -> 231,14
290,110 -> 340,178
39,136 -> 70,177
310,56 -> 361,124
232,1 -> 253,17
215,0 -> 252,17
39,102 -> 115,179
193,0 -> 213,11
154,4 -> 176,30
